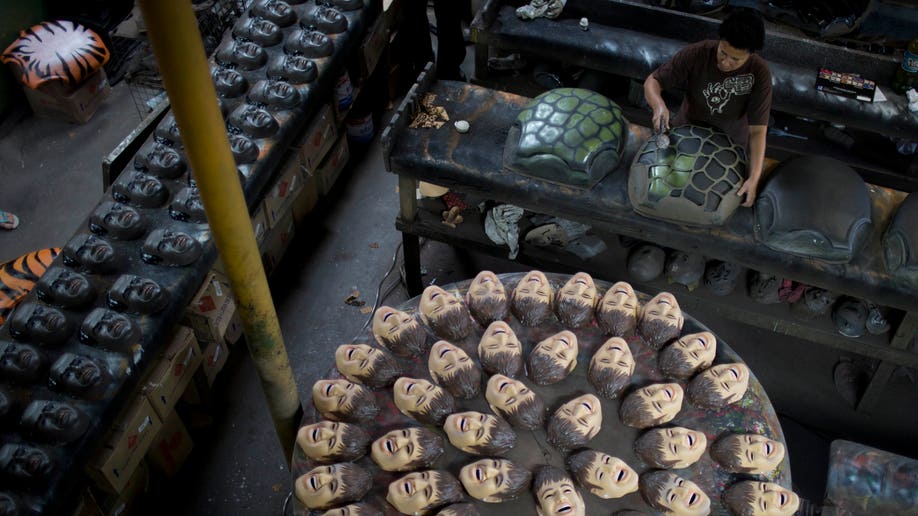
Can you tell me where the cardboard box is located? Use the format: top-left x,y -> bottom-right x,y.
147,411 -> 193,477
361,15 -> 389,79
297,103 -> 338,173
202,340 -> 229,386
183,271 -> 237,344
251,204 -> 269,247
291,172 -> 319,224
179,370 -> 209,406
316,135 -> 350,195
97,459 -> 149,516
263,156 -> 304,228
87,396 -> 162,494
224,310 -> 244,345
143,325 -> 203,419
71,487 -> 103,516
23,68 -> 111,124
261,210 -> 296,275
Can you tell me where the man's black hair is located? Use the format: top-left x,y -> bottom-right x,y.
718,9 -> 765,53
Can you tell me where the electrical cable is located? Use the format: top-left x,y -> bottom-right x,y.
360,241 -> 404,332
281,490 -> 292,515
358,235 -> 434,332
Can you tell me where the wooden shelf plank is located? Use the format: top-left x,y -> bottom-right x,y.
397,204 -> 918,369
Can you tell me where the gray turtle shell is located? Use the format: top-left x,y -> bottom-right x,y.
883,192 -> 918,288
754,155 -> 872,263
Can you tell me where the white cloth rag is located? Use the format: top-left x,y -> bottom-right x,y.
484,204 -> 525,259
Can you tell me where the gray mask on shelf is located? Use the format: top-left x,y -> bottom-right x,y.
832,298 -> 868,338
627,244 -> 665,282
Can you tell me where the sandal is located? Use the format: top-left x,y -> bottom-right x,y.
0,211 -> 19,230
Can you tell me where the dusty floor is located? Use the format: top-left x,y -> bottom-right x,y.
0,51 -> 916,515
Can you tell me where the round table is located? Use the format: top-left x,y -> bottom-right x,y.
291,272 -> 791,515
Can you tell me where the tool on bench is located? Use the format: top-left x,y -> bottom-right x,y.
655,117 -> 671,149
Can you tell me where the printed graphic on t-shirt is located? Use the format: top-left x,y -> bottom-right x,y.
702,74 -> 755,114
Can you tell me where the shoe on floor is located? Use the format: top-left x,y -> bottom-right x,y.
0,211 -> 19,230
833,360 -> 868,408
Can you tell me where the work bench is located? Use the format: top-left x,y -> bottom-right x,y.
381,67 -> 918,414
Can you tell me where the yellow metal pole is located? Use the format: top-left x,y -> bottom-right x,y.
138,0 -> 302,461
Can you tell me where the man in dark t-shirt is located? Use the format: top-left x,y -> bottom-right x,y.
644,9 -> 773,207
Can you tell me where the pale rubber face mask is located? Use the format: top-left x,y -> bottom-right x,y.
295,464 -> 349,509
486,374 -> 537,416
641,292 -> 684,329
371,428 -> 432,472
312,379 -> 362,417
599,281 -> 639,320
386,471 -> 445,515
468,270 -> 507,305
717,434 -> 786,474
557,272 -> 598,308
296,421 -> 347,461
553,394 -> 603,440
651,474 -> 711,516
581,452 -> 638,499
513,270 -> 553,306
372,306 -> 416,343
669,332 -> 717,371
459,458 -> 520,502
419,285 -> 462,324
428,341 -> 473,381
530,331 -> 579,375
443,411 -> 499,452
700,363 -> 750,404
478,321 -> 521,360
727,481 -> 800,516
642,427 -> 708,469
590,337 -> 635,378
535,478 -> 586,516
335,344 -> 380,380
393,377 -> 445,417
622,383 -> 684,427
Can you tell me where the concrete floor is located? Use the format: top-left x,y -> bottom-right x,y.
1,61 -> 917,514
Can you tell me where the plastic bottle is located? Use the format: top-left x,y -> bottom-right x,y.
892,38 -> 918,94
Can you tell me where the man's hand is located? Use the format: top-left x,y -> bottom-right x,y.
743,125 -> 767,208
652,107 -> 670,134
737,178 -> 757,207
644,74 -> 669,133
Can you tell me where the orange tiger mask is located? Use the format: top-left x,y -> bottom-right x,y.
0,247 -> 61,324
1,20 -> 109,88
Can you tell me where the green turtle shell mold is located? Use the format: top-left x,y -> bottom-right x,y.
508,88 -> 627,188
628,125 -> 747,227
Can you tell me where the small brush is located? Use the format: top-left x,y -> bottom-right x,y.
656,118 -> 670,149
